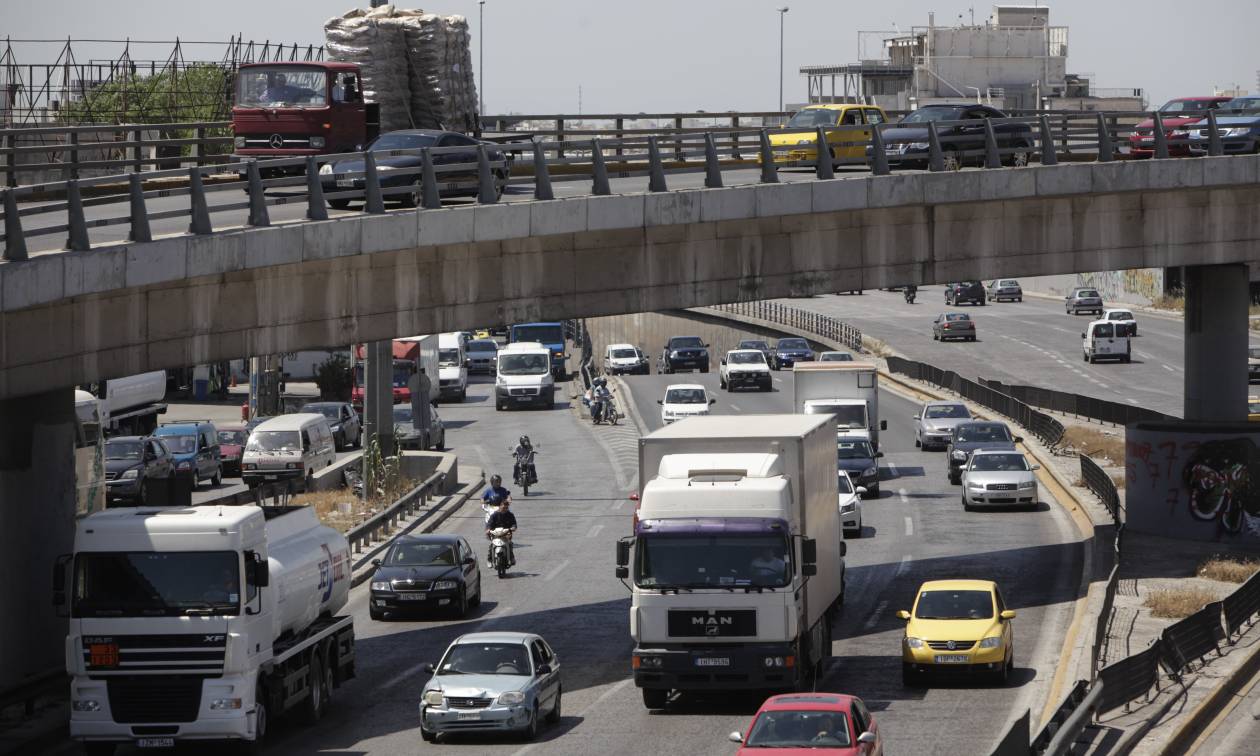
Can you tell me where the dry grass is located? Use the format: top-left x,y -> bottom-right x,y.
1198,556 -> 1260,584
863,335 -> 893,358
1144,587 -> 1219,619
289,490 -> 381,534
1150,293 -> 1185,312
1062,425 -> 1126,466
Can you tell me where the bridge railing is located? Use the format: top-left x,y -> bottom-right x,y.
0,108 -> 1246,262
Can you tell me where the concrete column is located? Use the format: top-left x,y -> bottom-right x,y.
0,388 -> 76,691
1184,263 -> 1250,422
362,341 -> 395,456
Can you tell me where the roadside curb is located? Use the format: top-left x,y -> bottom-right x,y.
1158,632 -> 1260,755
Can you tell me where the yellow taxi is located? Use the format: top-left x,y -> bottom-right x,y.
763,104 -> 889,165
897,579 -> 1015,685
1249,396 -> 1260,422
474,329 -> 492,340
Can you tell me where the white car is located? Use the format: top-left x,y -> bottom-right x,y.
718,349 -> 772,391
961,449 -> 1040,510
817,351 -> 855,362
658,384 -> 715,425
838,471 -> 865,538
1102,308 -> 1137,337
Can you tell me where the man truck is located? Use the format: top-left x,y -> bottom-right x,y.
793,362 -> 887,449
60,505 -> 355,753
615,415 -> 845,709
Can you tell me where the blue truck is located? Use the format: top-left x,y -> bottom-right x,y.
510,322 -> 567,379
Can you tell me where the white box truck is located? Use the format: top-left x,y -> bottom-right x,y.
616,415 -> 845,709
792,362 -> 887,449
59,505 -> 355,752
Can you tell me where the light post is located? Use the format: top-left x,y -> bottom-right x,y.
778,7 -> 790,113
479,1 -> 486,118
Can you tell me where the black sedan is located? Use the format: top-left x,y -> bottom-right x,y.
105,436 -> 174,505
369,534 -> 482,620
320,129 -> 509,209
837,438 -> 882,498
946,421 -> 1020,485
871,104 -> 1034,169
945,281 -> 986,306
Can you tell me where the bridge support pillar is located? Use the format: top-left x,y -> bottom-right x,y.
0,388 -> 76,692
1184,263 -> 1250,422
362,341 -> 395,458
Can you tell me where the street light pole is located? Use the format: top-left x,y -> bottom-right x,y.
778,7 -> 790,113
479,1 -> 486,118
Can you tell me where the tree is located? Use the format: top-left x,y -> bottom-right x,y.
314,353 -> 354,402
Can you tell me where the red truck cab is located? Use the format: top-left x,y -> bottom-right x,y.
350,342 -> 419,411
1128,97 -> 1231,158
231,61 -> 380,174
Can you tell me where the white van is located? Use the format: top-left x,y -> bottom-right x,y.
438,332 -> 469,402
242,413 -> 336,489
495,341 -> 555,410
1082,320 -> 1132,364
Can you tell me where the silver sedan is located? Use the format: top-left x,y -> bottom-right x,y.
914,401 -> 973,449
961,450 -> 1040,510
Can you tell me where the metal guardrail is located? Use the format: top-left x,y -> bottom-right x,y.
711,300 -> 864,353
0,667 -> 64,718
2,107 -> 1247,262
1080,453 -> 1123,521
344,467 -> 447,556
983,379 -> 1176,428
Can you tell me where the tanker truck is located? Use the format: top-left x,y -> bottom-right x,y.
58,504 -> 355,752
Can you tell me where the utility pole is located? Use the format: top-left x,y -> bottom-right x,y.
479,1 -> 485,118
778,7 -> 790,112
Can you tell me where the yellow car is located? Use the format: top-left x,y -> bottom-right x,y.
1249,396 -> 1260,422
474,329 -> 492,340
762,104 -> 889,166
897,579 -> 1016,685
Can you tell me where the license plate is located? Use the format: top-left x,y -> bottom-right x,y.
515,396 -> 531,402
336,178 -> 355,188
695,657 -> 730,667
934,655 -> 968,664
457,711 -> 481,721
397,593 -> 427,601
136,738 -> 175,749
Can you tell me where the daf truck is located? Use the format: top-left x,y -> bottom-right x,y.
616,415 -> 845,710
60,505 -> 355,753
793,362 -> 887,449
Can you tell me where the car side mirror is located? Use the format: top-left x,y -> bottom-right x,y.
802,563 -> 818,576
728,732 -> 744,744
249,552 -> 270,587
1031,464 -> 1041,471
1080,332 -> 1086,339
629,493 -> 640,502
463,556 -> 476,565
839,542 -> 846,557
875,451 -> 884,458
855,486 -> 867,494
858,732 -> 877,745
896,610 -> 911,620
1014,436 -> 1024,443
424,663 -> 435,673
1001,610 -> 1017,620
801,537 -> 817,565
656,399 -> 663,405
537,664 -> 552,676
704,343 -> 711,348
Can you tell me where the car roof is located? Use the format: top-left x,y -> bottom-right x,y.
156,422 -> 210,432
727,348 -> 764,354
252,413 -> 328,431
1103,308 -> 1133,315
957,420 -> 1007,429
1169,96 -> 1231,102
918,579 -> 997,592
665,383 -> 706,391
106,435 -> 148,442
760,692 -> 857,710
925,400 -> 966,407
607,343 -> 636,350
454,631 -> 538,645
970,448 -> 1024,456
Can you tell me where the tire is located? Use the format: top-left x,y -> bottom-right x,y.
420,727 -> 437,743
247,684 -> 269,754
328,198 -> 352,210
299,654 -> 327,724
932,331 -> 938,341
994,654 -> 1012,685
949,473 -> 960,486
963,493 -> 972,511
546,685 -> 562,724
843,527 -> 858,539
915,435 -> 921,448
455,587 -> 469,618
136,480 -> 149,506
399,178 -> 421,208
459,388 -> 467,401
701,365 -> 709,374
719,375 -> 727,390
1088,354 -> 1096,364
642,687 -> 668,710
522,481 -> 530,496
369,606 -> 386,621
868,483 -> 880,498
521,703 -> 539,741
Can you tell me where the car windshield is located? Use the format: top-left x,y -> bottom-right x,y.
392,406 -> 414,424
159,434 -> 197,454
247,430 -> 301,452
439,349 -> 461,367
438,643 -> 531,676
739,341 -> 769,350
915,589 -> 994,620
669,337 -> 705,349
387,542 -> 456,566
1108,312 -> 1133,321
807,403 -> 867,429
665,388 -> 707,404
513,325 -> 563,344
955,425 -> 1012,443
499,354 -> 549,375
819,352 -> 854,362
635,534 -> 791,588
73,551 -> 240,617
236,66 -> 326,108
302,405 -> 341,421
970,453 -> 1029,472
1221,97 -> 1260,112
745,709 -> 852,748
105,440 -> 144,460
786,108 -> 841,128
778,339 -> 810,350
944,313 -> 971,322
370,133 -> 438,151
611,348 -> 638,359
1000,280 -> 1018,287
836,440 -> 875,459
901,106 -> 965,123
1160,99 -> 1214,113
926,404 -> 970,420
730,352 -> 766,365
837,475 -> 854,494
217,430 -> 249,445
468,340 -> 497,353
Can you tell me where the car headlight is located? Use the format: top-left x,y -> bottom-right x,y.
979,636 -> 1002,648
370,581 -> 391,591
670,351 -> 680,358
72,699 -> 101,712
309,136 -> 326,149
967,481 -> 984,489
1018,480 -> 1037,489
319,163 -> 333,175
423,690 -> 445,707
905,637 -> 924,649
839,501 -> 857,513
1221,127 -> 1250,137
234,136 -> 246,149
497,691 -> 526,705
432,580 -> 458,591
120,468 -> 140,480
952,450 -> 968,460
209,697 -> 243,710
376,164 -> 398,172
862,466 -> 877,478
176,460 -> 192,470
906,142 -> 929,150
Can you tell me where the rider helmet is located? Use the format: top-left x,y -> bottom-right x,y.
490,474 -> 502,487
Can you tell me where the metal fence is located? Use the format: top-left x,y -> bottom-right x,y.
710,300 -> 863,353
344,467 -> 447,556
1080,453 -> 1123,521
980,379 -> 1176,427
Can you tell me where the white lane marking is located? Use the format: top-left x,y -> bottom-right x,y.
544,560 -> 571,583
862,599 -> 890,631
898,487 -> 909,503
895,555 -> 912,577
586,523 -> 604,538
904,517 -> 914,536
1162,364 -> 1174,372
729,404 -> 741,412
1126,398 -> 1140,405
887,462 -> 899,478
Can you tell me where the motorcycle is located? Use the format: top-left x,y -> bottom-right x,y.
904,286 -> 917,304
592,390 -> 618,425
489,527 -> 513,578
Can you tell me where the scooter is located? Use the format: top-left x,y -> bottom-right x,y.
591,395 -> 607,424
489,527 -> 513,578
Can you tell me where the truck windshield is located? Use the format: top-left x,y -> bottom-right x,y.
439,349 -> 461,367
499,354 -> 549,375
236,66 -> 327,108
247,431 -> 301,452
353,363 -> 414,388
512,325 -> 563,344
635,534 -> 791,589
73,551 -> 240,617
806,403 -> 868,429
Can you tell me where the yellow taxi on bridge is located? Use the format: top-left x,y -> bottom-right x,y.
897,579 -> 1016,686
762,104 -> 889,166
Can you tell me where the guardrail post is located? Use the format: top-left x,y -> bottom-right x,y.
1206,110 -> 1224,157
2,190 -> 28,261
188,166 -> 213,234
191,125 -> 206,166
531,141 -> 555,200
555,118 -> 565,158
647,136 -> 668,192
814,127 -> 834,180
758,130 -> 779,183
421,148 -> 442,209
927,121 -> 945,172
362,151 -> 385,214
131,127 -> 144,173
1151,111 -> 1169,159
614,118 -> 625,157
590,138 -> 611,196
64,180 -> 90,251
2,133 -> 15,188
983,118 -> 1002,168
869,125 -> 890,176
128,173 -> 152,242
1095,113 -> 1114,162
731,116 -> 742,159
704,133 -> 724,188
246,160 -> 270,227
66,130 -> 80,181
673,116 -> 685,161
1038,115 -> 1059,166
304,156 -> 328,221
476,144 -> 498,204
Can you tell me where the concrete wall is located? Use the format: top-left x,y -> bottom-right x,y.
1020,269 -> 1167,306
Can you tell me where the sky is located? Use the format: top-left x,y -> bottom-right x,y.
5,0 -> 1258,115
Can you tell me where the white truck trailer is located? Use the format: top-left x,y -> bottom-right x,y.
89,371 -> 168,437
60,505 -> 355,753
616,415 -> 845,709
792,362 -> 887,449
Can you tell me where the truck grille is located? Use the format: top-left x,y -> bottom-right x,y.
509,388 -> 538,396
445,696 -> 492,709
107,677 -> 203,723
82,634 -> 226,677
241,133 -> 311,148
926,640 -> 976,651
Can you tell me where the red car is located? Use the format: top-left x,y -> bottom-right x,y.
216,424 -> 249,477
1128,97 -> 1231,157
729,693 -> 883,755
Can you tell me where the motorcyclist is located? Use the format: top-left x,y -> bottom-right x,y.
481,474 -> 512,526
512,436 -> 537,485
591,377 -> 613,423
485,499 -> 518,566
904,283 -> 917,303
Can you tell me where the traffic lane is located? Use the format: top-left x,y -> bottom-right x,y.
783,289 -> 1185,416
1202,664 -> 1260,756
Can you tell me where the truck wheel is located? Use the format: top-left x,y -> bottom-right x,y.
300,654 -> 328,724
642,688 -> 668,710
246,684 -> 269,753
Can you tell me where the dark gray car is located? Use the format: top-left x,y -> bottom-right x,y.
837,438 -> 882,497
987,279 -> 1023,302
301,401 -> 362,451
1065,287 -> 1104,316
368,534 -> 481,620
871,104 -> 1034,169
946,281 -> 986,306
947,421 -> 1020,484
105,436 -> 174,505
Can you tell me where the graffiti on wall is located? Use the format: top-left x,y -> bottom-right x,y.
1126,424 -> 1260,541
1077,269 -> 1164,305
